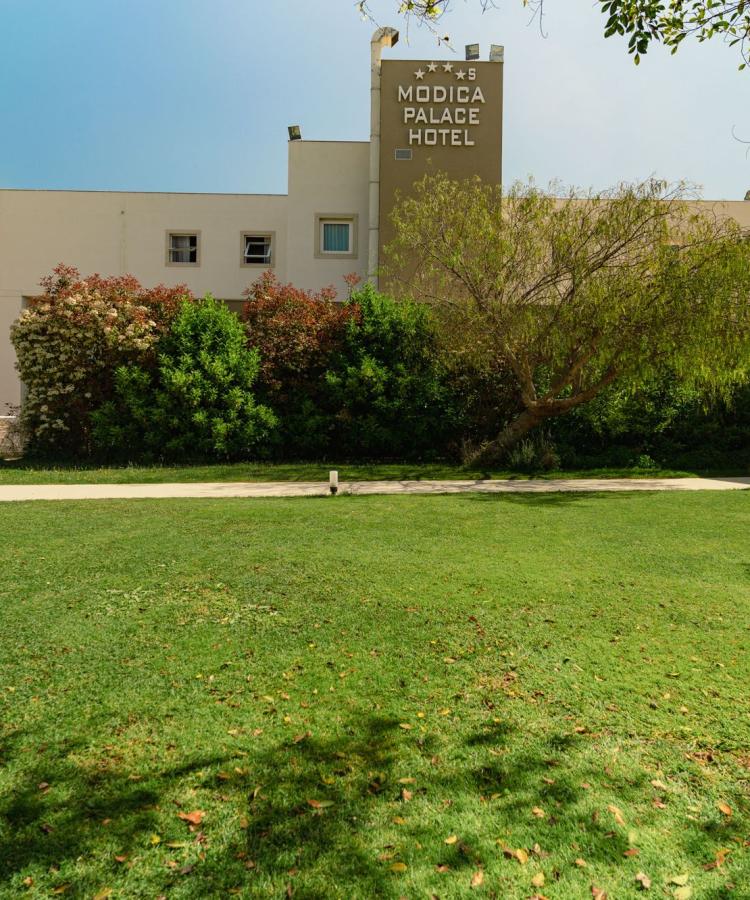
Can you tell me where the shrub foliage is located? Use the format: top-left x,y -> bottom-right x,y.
92,297 -> 276,460
242,278 -> 455,459
10,261 -> 750,469
11,265 -> 191,455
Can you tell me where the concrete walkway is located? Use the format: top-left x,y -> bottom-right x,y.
0,476 -> 748,502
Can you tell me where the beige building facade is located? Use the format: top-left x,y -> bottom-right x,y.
0,139 -> 372,409
1,30 -> 749,411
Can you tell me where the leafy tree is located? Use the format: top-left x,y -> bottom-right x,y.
597,0 -> 750,67
93,297 -> 276,460
361,1 -> 750,67
386,173 -> 750,464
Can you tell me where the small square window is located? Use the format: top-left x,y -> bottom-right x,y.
322,222 -> 351,254
314,214 -> 358,260
167,232 -> 199,266
242,233 -> 273,267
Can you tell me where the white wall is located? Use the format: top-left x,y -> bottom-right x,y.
0,292 -> 23,411
1,158 -> 747,412
286,141 -> 371,294
0,188 -> 289,408
0,142 -> 373,408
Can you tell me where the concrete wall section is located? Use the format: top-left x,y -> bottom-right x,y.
0,293 -> 23,410
0,189 -> 289,298
286,141 -> 370,295
0,189 -> 289,408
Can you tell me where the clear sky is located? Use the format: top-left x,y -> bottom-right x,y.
0,0 -> 748,200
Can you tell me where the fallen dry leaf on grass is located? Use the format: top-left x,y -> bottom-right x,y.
390,862 -> 407,873
444,835 -> 458,845
306,799 -> 334,809
703,847 -> 730,870
470,870 -> 484,888
607,804 -> 625,826
531,871 -> 545,887
502,846 -> 529,864
635,871 -> 651,889
575,858 -> 587,868
717,801 -> 732,817
624,848 -> 640,857
177,810 -> 204,826
532,806 -> 546,819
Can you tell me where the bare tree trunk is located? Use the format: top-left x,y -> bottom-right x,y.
467,408 -> 541,467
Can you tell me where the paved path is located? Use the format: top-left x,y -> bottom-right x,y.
0,476 -> 748,502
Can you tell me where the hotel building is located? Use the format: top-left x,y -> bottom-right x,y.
1,29 -> 748,411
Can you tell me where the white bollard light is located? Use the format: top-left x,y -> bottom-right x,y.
329,470 -> 339,495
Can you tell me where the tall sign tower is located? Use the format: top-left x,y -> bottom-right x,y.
369,34 -> 504,284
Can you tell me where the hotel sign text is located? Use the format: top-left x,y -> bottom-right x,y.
397,63 -> 486,147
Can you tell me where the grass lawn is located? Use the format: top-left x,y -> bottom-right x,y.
0,459 -> 713,485
1,492 -> 749,898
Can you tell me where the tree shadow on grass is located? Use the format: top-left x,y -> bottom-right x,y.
236,715 -> 750,897
0,727 -> 235,894
2,714 -> 747,897
458,489 -> 638,507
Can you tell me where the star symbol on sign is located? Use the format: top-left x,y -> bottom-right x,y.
415,68 -> 425,80
455,68 -> 466,80
442,61 -> 453,72
427,61 -> 438,72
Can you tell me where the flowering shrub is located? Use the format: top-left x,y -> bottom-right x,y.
92,297 -> 276,460
11,265 -> 192,455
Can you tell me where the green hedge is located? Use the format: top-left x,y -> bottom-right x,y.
11,267 -> 750,468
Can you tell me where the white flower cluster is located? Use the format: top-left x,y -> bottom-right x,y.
11,289 -> 163,449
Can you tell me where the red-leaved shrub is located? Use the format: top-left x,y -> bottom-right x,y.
242,271 -> 357,391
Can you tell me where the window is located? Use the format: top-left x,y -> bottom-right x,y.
322,222 -> 351,253
241,232 -> 274,267
315,214 -> 358,259
166,231 -> 199,266
394,148 -> 413,161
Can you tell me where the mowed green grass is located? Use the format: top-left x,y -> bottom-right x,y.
0,459 -> 703,485
1,493 -> 749,899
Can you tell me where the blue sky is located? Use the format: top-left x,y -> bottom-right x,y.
0,0 -> 748,199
